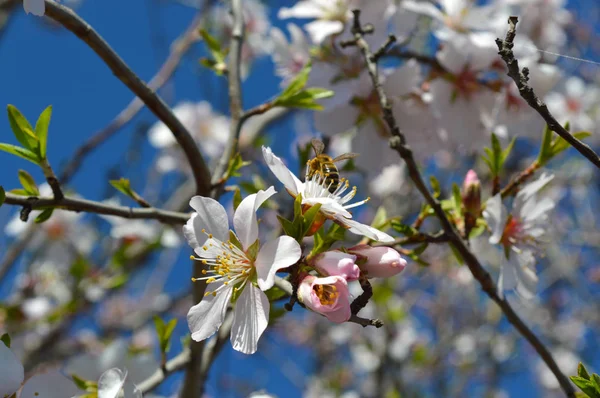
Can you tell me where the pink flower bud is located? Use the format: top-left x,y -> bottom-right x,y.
312,251 -> 360,281
462,169 -> 481,217
297,275 -> 351,323
349,245 -> 407,278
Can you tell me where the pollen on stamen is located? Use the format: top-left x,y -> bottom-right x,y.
191,277 -> 198,282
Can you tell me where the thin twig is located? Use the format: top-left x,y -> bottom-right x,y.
58,9 -> 209,185
500,161 -> 540,198
348,9 -> 575,397
136,349 -> 191,393
3,192 -> 189,224
0,224 -> 37,282
209,0 -> 245,196
42,1 -> 212,195
496,16 -> 600,170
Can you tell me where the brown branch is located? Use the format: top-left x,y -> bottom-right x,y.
210,0 -> 245,196
58,9 -> 208,185
348,9 -> 575,397
500,161 -> 541,198
0,225 -> 37,282
42,1 -> 212,195
496,16 -> 600,170
3,192 -> 189,224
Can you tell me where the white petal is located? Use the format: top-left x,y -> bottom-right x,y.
278,2 -> 323,19
98,368 -> 127,398
514,251 -> 538,300
188,196 -> 229,242
23,0 -> 45,16
402,0 -> 443,20
515,173 -> 554,204
230,284 -> 270,354
0,344 -> 24,397
340,217 -> 394,242
262,146 -> 303,195
304,197 -> 352,218
484,194 -> 506,244
255,236 -> 302,290
304,20 -> 344,44
132,385 -> 143,398
234,186 -> 276,249
187,282 -> 232,342
21,370 -> 79,398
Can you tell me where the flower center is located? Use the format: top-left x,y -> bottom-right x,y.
501,216 -> 524,247
566,97 -> 581,113
45,222 -> 66,240
313,283 -> 339,306
191,230 -> 254,297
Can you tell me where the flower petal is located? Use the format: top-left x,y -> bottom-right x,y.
0,344 -> 24,397
262,146 -> 303,195
23,0 -> 45,16
98,368 -> 127,398
483,194 -> 506,245
339,217 -> 394,242
187,282 -> 232,342
188,196 -> 229,242
234,186 -> 277,249
230,284 -> 270,354
255,236 -> 302,290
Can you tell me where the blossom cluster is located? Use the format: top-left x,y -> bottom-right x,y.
183,146 -> 407,354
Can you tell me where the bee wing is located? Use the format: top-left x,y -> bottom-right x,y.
332,153 -> 359,163
311,138 -> 325,156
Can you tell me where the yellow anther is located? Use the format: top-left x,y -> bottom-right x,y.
212,291 -> 217,297
202,229 -> 206,233
202,246 -> 208,251
206,277 -> 216,283
190,255 -> 195,260
208,234 -> 213,238
202,259 -> 208,265
201,270 -> 207,275
191,277 -> 197,282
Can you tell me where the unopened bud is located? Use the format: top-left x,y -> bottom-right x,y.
462,170 -> 481,234
312,251 -> 360,281
348,245 -> 407,278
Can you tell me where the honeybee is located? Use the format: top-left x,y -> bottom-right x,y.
307,139 -> 358,193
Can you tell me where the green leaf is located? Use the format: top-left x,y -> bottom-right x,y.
592,374 -> 600,393
69,257 -> 89,280
538,124 -> 554,164
451,183 -> 462,218
9,189 -> 29,196
153,317 -> 178,354
430,175 -> 441,198
371,206 -> 388,230
501,136 -> 516,163
449,243 -> 465,265
7,105 -> 38,151
18,169 -> 39,196
35,208 -> 54,224
35,105 -> 52,160
229,230 -> 244,251
0,333 -> 11,348
71,374 -> 95,391
579,363 -> 591,380
225,153 -> 251,179
570,376 -> 600,398
265,285 -> 288,301
293,193 -> 303,221
277,215 -> 297,238
233,187 -> 242,211
491,132 -> 502,173
302,203 -> 322,236
0,143 -> 40,164
390,220 -> 417,237
0,186 -> 4,207
280,62 -> 311,99
199,29 -> 222,58
246,239 -> 261,261
550,131 -> 592,158
109,178 -> 134,197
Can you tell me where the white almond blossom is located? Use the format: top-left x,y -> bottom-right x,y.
269,24 -> 312,87
148,101 -> 229,173
402,0 -> 499,48
483,173 -> 555,299
262,146 -> 393,242
545,77 -> 600,135
183,187 -> 302,354
0,343 -> 24,397
19,369 -> 80,398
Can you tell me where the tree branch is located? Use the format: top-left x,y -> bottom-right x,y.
58,8 -> 210,185
3,192 -> 189,224
41,1 -> 212,195
210,0 -> 245,195
348,9 -> 575,397
496,16 -> 600,170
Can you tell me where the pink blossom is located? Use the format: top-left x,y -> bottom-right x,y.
297,275 -> 351,323
349,245 -> 407,278
313,251 -> 360,281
